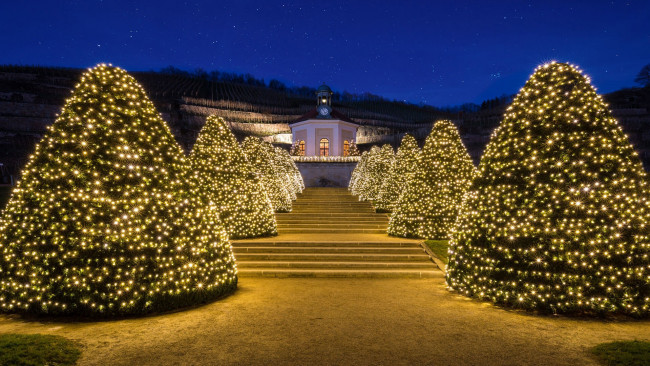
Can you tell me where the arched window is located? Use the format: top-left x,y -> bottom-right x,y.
319,138 -> 329,156
299,140 -> 305,156
343,140 -> 350,156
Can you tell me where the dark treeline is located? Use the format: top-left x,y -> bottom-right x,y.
158,66 -> 476,112
0,63 -> 508,113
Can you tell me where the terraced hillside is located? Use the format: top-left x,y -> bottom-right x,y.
1,65 -> 649,179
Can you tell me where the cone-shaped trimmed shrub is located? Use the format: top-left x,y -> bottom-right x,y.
189,116 -> 277,239
358,144 -> 394,201
375,134 -> 420,212
242,137 -> 292,212
349,150 -> 370,194
348,140 -> 360,156
0,64 -> 237,316
447,62 -> 650,316
388,121 -> 476,239
272,146 -> 303,199
275,147 -> 304,194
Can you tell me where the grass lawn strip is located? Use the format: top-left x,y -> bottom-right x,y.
591,340 -> 650,366
424,240 -> 449,264
0,333 -> 81,366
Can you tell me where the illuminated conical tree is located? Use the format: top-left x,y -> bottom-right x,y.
242,137 -> 292,212
271,146 -> 303,199
375,134 -> 420,212
388,121 -> 476,239
0,64 -> 237,315
349,150 -> 370,194
447,62 -> 650,316
189,116 -> 277,239
358,144 -> 394,201
275,147 -> 304,194
348,140 -> 360,156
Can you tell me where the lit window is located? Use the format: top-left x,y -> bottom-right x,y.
319,138 -> 329,156
299,140 -> 305,156
343,140 -> 350,156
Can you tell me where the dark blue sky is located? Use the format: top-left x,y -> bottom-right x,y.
1,1 -> 649,106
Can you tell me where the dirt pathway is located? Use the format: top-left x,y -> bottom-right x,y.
0,277 -> 648,365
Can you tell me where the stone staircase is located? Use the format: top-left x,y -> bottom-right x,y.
231,187 -> 441,278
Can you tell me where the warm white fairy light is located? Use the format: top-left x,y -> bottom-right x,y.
0,64 -> 237,316
349,150 -> 370,194
242,137 -> 293,212
355,144 -> 394,201
375,134 -> 420,212
447,62 -> 650,316
189,115 -> 277,239
388,121 -> 476,239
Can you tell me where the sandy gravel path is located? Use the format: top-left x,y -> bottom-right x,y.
0,276 -> 648,365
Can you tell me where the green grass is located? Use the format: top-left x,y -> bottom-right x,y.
591,341 -> 650,366
424,240 -> 449,264
0,186 -> 11,211
0,333 -> 81,366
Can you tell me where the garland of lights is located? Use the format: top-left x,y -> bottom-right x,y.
388,120 -> 476,239
293,156 -> 361,163
446,62 -> 650,316
189,115 -> 277,239
375,134 -> 420,212
0,64 -> 237,316
242,137 -> 293,212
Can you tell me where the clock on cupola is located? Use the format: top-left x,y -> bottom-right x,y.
316,83 -> 333,118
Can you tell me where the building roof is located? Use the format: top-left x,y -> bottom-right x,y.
291,108 -> 358,125
317,84 -> 332,93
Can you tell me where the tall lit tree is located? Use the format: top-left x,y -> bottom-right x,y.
447,62 -> 650,316
274,146 -> 304,195
358,144 -> 394,201
349,150 -> 370,194
242,137 -> 292,212
348,140 -> 360,156
271,146 -> 303,199
375,134 -> 420,212
189,116 -> 277,239
0,64 -> 237,316
388,121 -> 475,239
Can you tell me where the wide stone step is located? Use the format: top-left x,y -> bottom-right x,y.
231,241 -> 420,248
275,211 -> 388,218
236,268 -> 442,278
278,212 -> 387,217
278,228 -> 387,234
234,253 -> 431,261
237,261 -> 435,269
292,203 -> 371,207
275,219 -> 389,225
277,223 -> 387,229
290,208 -> 375,213
233,246 -> 422,254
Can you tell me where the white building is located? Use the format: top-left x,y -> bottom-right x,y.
290,84 -> 359,156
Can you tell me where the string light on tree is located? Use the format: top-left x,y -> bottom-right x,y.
0,64 -> 237,316
375,134 -> 420,213
242,137 -> 293,212
189,115 -> 277,239
349,150 -> 370,195
446,62 -> 650,316
273,146 -> 304,195
388,121 -> 476,239
357,144 -> 394,201
348,140 -> 360,156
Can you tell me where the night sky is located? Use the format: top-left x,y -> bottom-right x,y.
1,0 -> 649,106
